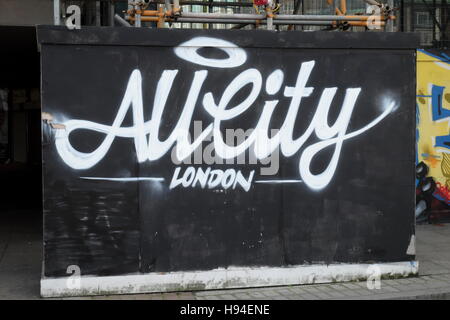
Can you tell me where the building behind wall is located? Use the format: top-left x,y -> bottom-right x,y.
398,0 -> 449,48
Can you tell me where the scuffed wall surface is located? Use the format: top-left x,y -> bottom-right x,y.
416,50 -> 450,224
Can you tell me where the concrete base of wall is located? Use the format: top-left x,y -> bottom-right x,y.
40,261 -> 419,298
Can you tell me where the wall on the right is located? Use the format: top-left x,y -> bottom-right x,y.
416,49 -> 450,223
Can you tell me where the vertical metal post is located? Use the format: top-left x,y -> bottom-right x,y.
300,0 -> 305,31
267,16 -> 273,30
96,1 -> 101,26
157,4 -> 165,28
165,0 -> 172,12
290,0 -> 303,31
266,6 -> 274,30
174,0 -> 181,12
400,0 -> 404,32
128,0 -> 135,26
433,0 -> 436,43
53,0 -> 60,25
340,0 -> 347,15
441,0 -> 446,46
110,1 -> 115,26
208,0 -> 212,30
135,3 -> 142,27
386,0 -> 394,31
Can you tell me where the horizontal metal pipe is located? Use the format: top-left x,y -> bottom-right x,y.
148,0 -> 254,6
128,16 -> 159,22
173,0 -> 181,14
166,12 -> 387,22
127,16 -> 384,26
274,14 -> 383,21
175,18 -> 262,24
274,20 -> 335,26
176,19 -> 385,27
137,10 -> 159,15
174,18 -> 336,25
104,0 -> 254,6
173,18 -> 383,25
350,21 -> 385,27
181,12 -> 265,20
364,0 -> 381,5
126,16 -> 386,27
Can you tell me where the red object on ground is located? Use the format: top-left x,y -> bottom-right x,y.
253,0 -> 269,6
436,182 -> 450,204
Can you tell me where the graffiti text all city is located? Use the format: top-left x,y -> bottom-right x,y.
55,37 -> 395,191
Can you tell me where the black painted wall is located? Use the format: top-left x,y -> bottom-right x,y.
38,26 -> 418,278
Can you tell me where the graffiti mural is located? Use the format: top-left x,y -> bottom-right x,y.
416,50 -> 450,223
38,27 -> 416,289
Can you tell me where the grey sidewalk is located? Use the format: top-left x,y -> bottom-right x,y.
1,210 -> 450,300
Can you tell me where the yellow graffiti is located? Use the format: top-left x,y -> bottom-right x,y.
417,50 -> 450,187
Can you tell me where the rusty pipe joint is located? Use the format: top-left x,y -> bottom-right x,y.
338,21 -> 350,30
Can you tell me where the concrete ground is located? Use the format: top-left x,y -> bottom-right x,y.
1,209 -> 450,300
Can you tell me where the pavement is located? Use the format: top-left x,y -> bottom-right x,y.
1,209 -> 450,300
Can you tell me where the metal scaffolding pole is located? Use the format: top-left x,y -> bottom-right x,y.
123,0 -> 393,29
140,0 -> 254,7
174,18 -> 336,25
96,0 -> 101,26
386,0 -> 394,31
181,12 -> 266,19
53,0 -> 61,25
110,1 -> 115,26
146,12 -> 386,21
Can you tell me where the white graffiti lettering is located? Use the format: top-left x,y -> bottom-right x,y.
169,167 -> 255,192
53,36 -> 396,191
